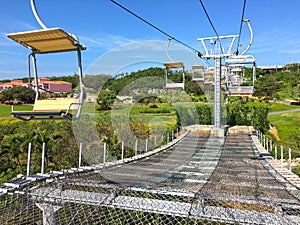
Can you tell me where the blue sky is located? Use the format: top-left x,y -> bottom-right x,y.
1,0 -> 300,80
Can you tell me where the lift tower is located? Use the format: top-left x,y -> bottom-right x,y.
198,19 -> 253,137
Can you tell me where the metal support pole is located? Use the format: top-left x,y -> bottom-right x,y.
103,142 -> 107,166
27,143 -> 32,177
275,143 -> 277,161
35,203 -> 61,225
79,143 -> 82,167
121,141 -> 124,162
266,137 -> 269,152
176,128 -> 179,138
281,145 -> 284,164
264,135 -> 266,149
270,140 -> 272,154
135,140 -> 138,156
167,133 -> 169,143
154,135 -> 157,148
260,132 -> 263,144
41,142 -> 46,174
172,130 -> 174,141
214,56 -> 222,129
145,138 -> 148,152
288,148 -> 292,171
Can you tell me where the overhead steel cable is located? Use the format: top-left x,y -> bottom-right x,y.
198,0 -> 224,55
198,0 -> 220,39
235,0 -> 247,55
110,0 -> 203,58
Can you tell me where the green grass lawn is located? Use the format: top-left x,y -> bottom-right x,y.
0,104 -> 12,118
268,111 -> 300,153
110,103 -> 177,130
0,104 -> 33,119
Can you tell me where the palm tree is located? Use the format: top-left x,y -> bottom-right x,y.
1,133 -> 29,174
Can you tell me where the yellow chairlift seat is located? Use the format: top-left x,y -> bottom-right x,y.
7,28 -> 85,121
12,98 -> 80,121
163,62 -> 185,90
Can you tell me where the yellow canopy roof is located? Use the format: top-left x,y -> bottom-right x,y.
192,65 -> 204,70
163,61 -> 184,69
7,28 -> 86,53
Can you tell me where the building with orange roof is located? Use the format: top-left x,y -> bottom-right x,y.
31,78 -> 72,93
0,80 -> 30,92
0,78 -> 72,93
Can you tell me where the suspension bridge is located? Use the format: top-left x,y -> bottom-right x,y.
2,0 -> 300,224
0,125 -> 299,224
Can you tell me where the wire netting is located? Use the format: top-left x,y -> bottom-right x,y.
0,132 -> 300,224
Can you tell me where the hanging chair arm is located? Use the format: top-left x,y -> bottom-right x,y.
166,38 -> 175,62
30,0 -> 48,29
75,47 -> 84,119
27,52 -> 40,102
240,19 -> 253,56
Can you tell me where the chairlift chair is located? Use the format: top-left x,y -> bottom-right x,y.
225,55 -> 256,96
163,61 -> 185,90
203,69 -> 215,85
191,65 -> 205,82
7,28 -> 86,121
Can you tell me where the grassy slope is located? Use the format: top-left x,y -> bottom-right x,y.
268,102 -> 300,112
268,111 -> 300,153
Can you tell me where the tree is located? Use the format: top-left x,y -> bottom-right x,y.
254,75 -> 280,99
0,86 -> 35,104
97,89 -> 116,110
0,133 -> 29,172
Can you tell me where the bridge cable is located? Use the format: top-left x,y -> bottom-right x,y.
198,0 -> 224,55
235,0 -> 247,55
110,0 -> 203,58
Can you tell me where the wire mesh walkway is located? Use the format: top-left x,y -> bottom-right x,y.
0,128 -> 299,224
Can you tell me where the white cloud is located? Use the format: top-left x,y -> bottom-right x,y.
251,24 -> 300,56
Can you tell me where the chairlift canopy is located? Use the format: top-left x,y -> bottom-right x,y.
7,28 -> 86,54
192,65 -> 204,70
163,61 -> 184,69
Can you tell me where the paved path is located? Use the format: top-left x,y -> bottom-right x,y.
269,108 -> 300,115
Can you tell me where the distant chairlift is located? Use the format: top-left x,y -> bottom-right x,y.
7,28 -> 86,121
191,65 -> 205,82
225,55 -> 256,96
163,61 -> 185,90
203,68 -> 215,85
191,65 -> 215,85
163,38 -> 185,90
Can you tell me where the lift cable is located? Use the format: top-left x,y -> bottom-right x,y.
198,0 -> 220,39
198,0 -> 224,55
110,0 -> 203,58
235,0 -> 247,55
